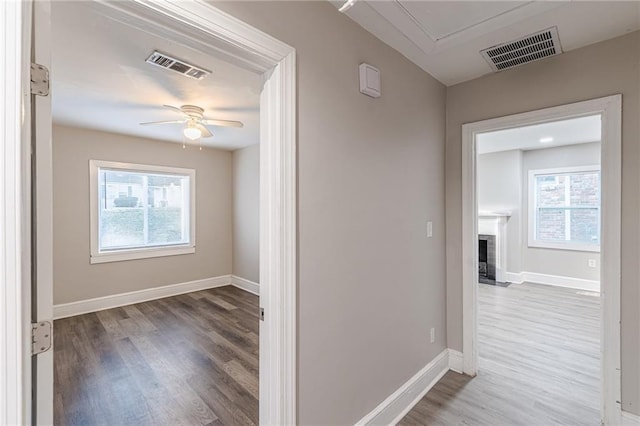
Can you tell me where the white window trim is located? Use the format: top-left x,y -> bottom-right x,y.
528,164 -> 601,252
89,160 -> 196,264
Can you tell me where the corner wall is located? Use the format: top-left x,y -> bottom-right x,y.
446,31 -> 640,414
214,2 -> 448,424
232,144 -> 259,284
52,125 -> 233,305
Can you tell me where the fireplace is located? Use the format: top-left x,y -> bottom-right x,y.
478,234 -> 496,283
478,211 -> 511,284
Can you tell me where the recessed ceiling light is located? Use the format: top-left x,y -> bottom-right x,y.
539,137 -> 554,143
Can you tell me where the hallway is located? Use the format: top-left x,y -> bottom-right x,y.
400,283 -> 600,425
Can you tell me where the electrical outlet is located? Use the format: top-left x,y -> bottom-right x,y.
588,259 -> 597,268
427,221 -> 433,238
430,327 -> 435,343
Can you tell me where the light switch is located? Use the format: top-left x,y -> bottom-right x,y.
427,221 -> 433,238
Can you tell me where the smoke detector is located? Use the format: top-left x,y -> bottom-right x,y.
145,51 -> 211,80
480,27 -> 562,72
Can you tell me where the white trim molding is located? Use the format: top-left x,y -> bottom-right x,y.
621,411 -> 640,426
1,1 -> 31,423
53,275 -> 232,319
506,271 -> 600,292
505,272 -> 524,284
231,275 -> 259,296
448,349 -> 464,374
461,95 -> 622,425
356,349 -> 450,425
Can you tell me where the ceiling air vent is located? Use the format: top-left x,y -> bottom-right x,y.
145,51 -> 211,80
480,27 -> 562,72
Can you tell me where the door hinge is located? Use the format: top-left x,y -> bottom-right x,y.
30,63 -> 49,96
260,308 -> 265,321
31,321 -> 52,355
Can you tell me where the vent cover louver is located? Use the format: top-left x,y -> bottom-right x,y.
480,27 -> 562,72
145,51 -> 210,80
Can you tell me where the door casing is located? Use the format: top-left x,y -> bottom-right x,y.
460,95 -> 622,425
3,1 -> 298,424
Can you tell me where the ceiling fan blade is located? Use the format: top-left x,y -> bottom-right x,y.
196,123 -> 213,138
140,120 -> 185,126
163,104 -> 184,113
202,118 -> 244,128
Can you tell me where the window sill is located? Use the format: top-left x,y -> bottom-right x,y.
528,241 -> 600,253
90,245 -> 195,264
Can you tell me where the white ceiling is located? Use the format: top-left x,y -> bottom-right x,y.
337,1 -> 640,86
476,114 -> 601,154
51,2 -> 262,150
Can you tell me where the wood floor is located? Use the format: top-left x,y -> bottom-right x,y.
400,282 -> 601,426
54,285 -> 259,426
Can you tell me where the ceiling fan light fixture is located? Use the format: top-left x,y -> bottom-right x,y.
183,122 -> 202,140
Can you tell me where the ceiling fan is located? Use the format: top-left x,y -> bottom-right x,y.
140,104 -> 243,141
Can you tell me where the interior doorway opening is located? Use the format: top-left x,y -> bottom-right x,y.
49,3 -> 263,424
22,1 -> 297,424
474,114 -> 603,424
461,96 -> 622,425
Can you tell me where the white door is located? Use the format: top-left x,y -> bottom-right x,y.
30,0 -> 55,423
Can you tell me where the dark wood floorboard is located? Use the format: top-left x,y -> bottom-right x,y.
400,282 -> 600,426
54,286 -> 259,426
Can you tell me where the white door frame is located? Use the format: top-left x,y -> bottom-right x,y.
2,1 -> 297,424
461,95 -> 622,425
0,1 -> 33,424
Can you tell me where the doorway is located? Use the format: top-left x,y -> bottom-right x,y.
2,1 -> 296,424
461,96 -> 622,425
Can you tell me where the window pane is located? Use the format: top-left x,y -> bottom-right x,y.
536,208 -> 566,242
147,174 -> 188,245
536,175 -> 566,207
533,169 -> 600,248
569,172 -> 600,207
99,170 -> 145,249
570,208 -> 600,244
98,168 -> 190,251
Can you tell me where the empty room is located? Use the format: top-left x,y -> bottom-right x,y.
49,2 -> 262,424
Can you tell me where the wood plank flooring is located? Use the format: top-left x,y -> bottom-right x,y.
400,282 -> 600,426
54,286 -> 259,426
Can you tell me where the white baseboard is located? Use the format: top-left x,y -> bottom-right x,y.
622,410 -> 640,425
505,272 -> 524,284
356,349 -> 450,425
523,272 -> 600,292
231,275 -> 260,296
504,271 -> 599,292
448,349 -> 463,374
53,275 -> 232,319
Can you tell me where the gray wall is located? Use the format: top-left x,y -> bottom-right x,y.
446,31 -> 640,414
477,150 -> 523,273
52,125 -> 233,305
214,2 -> 447,424
232,144 -> 260,283
522,143 -> 601,281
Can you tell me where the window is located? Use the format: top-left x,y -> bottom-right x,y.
90,160 -> 195,263
528,165 -> 600,252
